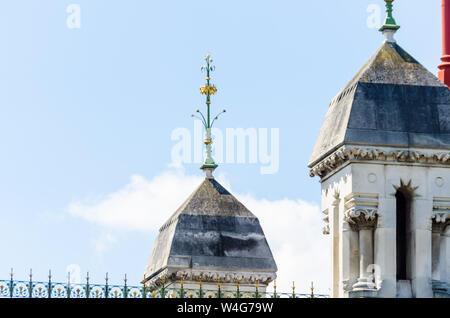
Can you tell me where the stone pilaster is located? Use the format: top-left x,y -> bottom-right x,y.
431,211 -> 450,297
345,208 -> 379,296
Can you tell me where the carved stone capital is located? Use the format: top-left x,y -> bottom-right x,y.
432,212 -> 450,234
345,208 -> 379,231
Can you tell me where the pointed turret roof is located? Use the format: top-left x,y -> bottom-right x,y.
309,40 -> 450,168
143,177 -> 277,285
310,0 -> 450,169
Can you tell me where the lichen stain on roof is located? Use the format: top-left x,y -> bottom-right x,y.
359,42 -> 443,87
342,42 -> 444,92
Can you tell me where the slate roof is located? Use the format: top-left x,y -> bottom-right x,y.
143,178 -> 277,281
309,41 -> 450,168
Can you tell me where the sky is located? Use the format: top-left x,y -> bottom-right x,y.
0,0 -> 443,294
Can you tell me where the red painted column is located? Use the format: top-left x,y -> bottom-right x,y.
439,0 -> 450,88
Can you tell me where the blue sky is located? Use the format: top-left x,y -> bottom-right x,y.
0,1 -> 442,293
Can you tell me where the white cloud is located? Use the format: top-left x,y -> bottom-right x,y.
68,170 -> 330,294
68,171 -> 203,232
237,196 -> 330,294
93,232 -> 117,254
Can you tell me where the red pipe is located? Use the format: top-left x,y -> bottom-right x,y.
439,0 -> 450,88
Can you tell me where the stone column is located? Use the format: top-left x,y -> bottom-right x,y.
345,208 -> 378,293
432,229 -> 442,281
443,227 -> 450,284
431,212 -> 450,293
331,196 -> 340,298
357,229 -> 374,285
441,225 -> 450,287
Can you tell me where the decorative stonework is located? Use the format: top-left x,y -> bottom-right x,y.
435,177 -> 445,188
432,212 -> 450,234
343,193 -> 379,231
368,173 -> 377,183
392,179 -> 420,197
322,209 -> 330,235
345,208 -> 379,231
310,145 -> 450,178
145,268 -> 276,287
432,198 -> 450,234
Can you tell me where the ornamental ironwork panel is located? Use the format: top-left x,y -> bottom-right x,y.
0,270 -> 328,299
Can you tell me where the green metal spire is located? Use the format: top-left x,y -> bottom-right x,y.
192,55 -> 226,174
379,0 -> 400,32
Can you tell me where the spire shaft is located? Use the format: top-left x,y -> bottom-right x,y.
379,0 -> 400,31
379,0 -> 400,42
198,55 -> 219,174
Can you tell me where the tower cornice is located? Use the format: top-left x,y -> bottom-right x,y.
310,145 -> 450,179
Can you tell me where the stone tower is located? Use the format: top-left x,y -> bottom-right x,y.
309,1 -> 450,298
142,56 -> 277,297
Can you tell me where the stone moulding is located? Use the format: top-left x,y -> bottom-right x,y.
343,193 -> 379,230
309,145 -> 450,178
145,268 -> 277,287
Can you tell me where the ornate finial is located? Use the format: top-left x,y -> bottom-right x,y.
379,0 -> 400,42
192,55 -> 226,178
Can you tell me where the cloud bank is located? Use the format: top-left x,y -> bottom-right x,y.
68,170 -> 330,294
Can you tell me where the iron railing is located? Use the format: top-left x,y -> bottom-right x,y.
0,270 -> 328,299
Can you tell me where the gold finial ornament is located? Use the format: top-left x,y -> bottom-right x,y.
200,84 -> 217,96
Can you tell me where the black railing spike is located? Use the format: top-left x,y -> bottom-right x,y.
48,269 -> 52,299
